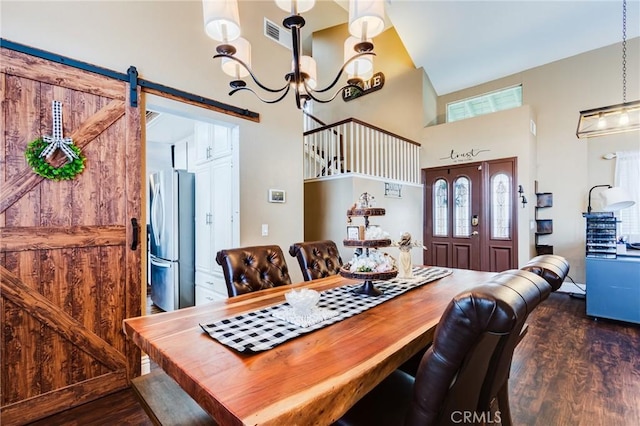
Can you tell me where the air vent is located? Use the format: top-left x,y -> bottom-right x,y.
264,17 -> 292,50
145,111 -> 160,125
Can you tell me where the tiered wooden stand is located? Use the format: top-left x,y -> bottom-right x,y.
340,207 -> 398,296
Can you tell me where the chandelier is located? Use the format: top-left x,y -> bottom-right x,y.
202,0 -> 385,109
576,0 -> 640,138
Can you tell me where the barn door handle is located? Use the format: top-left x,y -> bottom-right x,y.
131,218 -> 140,250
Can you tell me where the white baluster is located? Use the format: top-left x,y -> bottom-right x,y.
343,123 -> 348,175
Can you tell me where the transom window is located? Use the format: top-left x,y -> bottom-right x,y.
447,85 -> 522,123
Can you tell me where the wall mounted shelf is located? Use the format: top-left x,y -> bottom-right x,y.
534,181 -> 553,255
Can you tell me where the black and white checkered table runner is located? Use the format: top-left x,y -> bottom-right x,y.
200,267 -> 452,353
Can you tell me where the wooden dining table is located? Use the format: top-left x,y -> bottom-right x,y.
123,267 -> 495,426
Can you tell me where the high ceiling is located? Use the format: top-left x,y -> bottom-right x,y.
147,0 -> 640,144
384,0 -> 640,95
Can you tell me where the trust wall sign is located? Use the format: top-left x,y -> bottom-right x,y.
342,72 -> 385,102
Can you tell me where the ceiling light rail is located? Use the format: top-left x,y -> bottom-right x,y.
203,0 -> 385,109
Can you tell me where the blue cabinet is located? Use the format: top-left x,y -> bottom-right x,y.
586,255 -> 640,324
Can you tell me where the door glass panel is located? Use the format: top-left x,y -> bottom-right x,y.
433,178 -> 448,236
491,173 -> 511,239
454,177 -> 471,237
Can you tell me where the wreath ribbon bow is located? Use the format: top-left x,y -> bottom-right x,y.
25,100 -> 86,181
40,101 -> 78,162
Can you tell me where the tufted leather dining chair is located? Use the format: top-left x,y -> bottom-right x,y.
520,254 -> 570,291
335,269 -> 554,426
215,245 -> 292,297
288,240 -> 343,281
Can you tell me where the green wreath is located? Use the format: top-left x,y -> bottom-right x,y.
25,138 -> 86,180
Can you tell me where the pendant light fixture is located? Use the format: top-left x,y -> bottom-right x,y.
202,0 -> 385,109
577,0 -> 640,138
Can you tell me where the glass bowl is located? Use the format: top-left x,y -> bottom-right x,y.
285,288 -> 320,316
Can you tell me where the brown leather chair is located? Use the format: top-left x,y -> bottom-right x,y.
335,269 -> 553,426
520,254 -> 570,291
215,245 -> 292,297
288,240 -> 343,281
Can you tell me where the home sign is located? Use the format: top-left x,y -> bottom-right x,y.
342,72 -> 385,102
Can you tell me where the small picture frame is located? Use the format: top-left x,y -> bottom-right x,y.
268,189 -> 286,203
347,225 -> 362,240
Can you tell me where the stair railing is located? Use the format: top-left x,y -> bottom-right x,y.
303,117 -> 421,184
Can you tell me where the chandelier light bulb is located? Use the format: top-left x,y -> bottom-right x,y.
596,112 -> 606,129
619,110 -> 630,125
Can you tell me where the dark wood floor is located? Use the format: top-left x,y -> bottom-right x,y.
508,293 -> 640,425
31,292 -> 639,425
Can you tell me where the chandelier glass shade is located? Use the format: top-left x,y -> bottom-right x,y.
220,37 -> 251,78
275,0 -> 315,14
344,36 -> 374,80
202,0 -> 241,42
349,0 -> 385,39
203,0 -> 384,109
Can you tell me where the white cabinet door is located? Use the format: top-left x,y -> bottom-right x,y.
195,163 -> 212,274
211,156 -> 233,264
194,121 -> 213,164
212,125 -> 232,158
195,155 -> 235,277
193,123 -> 238,298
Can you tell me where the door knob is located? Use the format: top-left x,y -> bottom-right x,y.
472,231 -> 479,236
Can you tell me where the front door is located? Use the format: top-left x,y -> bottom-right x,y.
423,158 -> 517,271
423,163 -> 482,270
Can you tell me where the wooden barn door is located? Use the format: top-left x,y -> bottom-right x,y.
0,47 -> 141,424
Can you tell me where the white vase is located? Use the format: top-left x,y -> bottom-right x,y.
399,250 -> 413,278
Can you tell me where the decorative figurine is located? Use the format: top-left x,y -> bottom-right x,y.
395,232 -> 426,278
358,192 -> 375,208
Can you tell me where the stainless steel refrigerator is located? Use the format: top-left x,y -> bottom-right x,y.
149,169 -> 195,311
